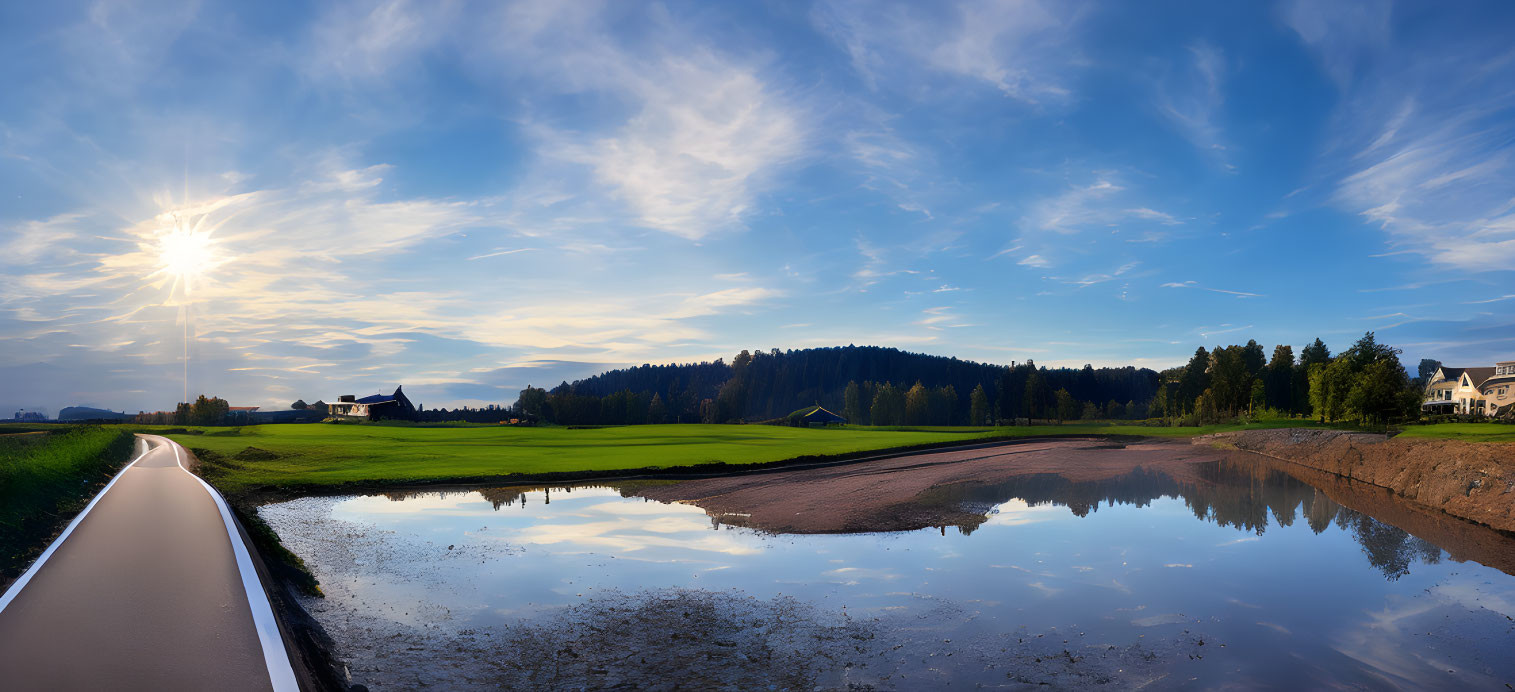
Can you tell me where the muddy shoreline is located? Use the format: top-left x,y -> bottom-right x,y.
1204,429 -> 1515,533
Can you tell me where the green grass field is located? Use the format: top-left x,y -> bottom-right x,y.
0,427 -> 137,579
1,418 -> 1503,505
1395,423 -> 1515,443
168,424 -> 1001,496
157,417 -> 1368,498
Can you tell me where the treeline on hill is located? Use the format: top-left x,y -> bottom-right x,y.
516,345 -> 1161,426
516,334 -> 1429,427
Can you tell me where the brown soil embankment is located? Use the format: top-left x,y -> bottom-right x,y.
1202,429 -> 1515,532
636,437 -> 1228,533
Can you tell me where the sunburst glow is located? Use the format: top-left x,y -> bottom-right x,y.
150,215 -> 226,298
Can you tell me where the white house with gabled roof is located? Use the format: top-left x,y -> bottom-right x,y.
1423,361 -> 1515,416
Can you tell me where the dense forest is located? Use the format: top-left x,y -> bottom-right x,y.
517,345 -> 1160,425
514,333 -> 1434,427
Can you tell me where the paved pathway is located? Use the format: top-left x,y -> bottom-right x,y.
0,435 -> 298,690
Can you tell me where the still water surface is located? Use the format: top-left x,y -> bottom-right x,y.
262,458 -> 1515,689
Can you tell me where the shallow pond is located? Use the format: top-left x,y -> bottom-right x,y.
261,457 -> 1515,689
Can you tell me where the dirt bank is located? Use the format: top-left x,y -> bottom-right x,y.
635,437 -> 1229,533
1202,429 -> 1515,533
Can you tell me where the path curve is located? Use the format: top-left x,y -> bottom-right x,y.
0,434 -> 299,691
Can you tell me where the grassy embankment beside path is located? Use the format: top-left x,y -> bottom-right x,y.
0,427 -> 137,584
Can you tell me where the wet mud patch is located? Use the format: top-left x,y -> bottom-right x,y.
308,586 -> 1213,690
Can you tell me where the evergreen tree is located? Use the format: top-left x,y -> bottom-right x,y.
1416,359 -> 1442,384
1054,388 -> 1077,422
904,382 -> 930,425
1265,345 -> 1295,412
969,384 -> 990,426
648,392 -> 668,423
1177,347 -> 1211,414
842,381 -> 864,425
1024,368 -> 1046,421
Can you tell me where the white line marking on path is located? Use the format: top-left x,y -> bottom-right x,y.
0,438 -> 151,614
163,437 -> 300,692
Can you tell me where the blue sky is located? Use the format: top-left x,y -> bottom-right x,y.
2,0 -> 1513,415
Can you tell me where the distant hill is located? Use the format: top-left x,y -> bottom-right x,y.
57,406 -> 132,422
553,345 -> 1158,422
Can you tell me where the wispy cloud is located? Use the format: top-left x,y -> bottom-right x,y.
1161,281 -> 1264,298
1290,0 -> 1515,272
1024,176 -> 1182,235
1154,42 -> 1232,167
814,0 -> 1079,102
466,248 -> 534,261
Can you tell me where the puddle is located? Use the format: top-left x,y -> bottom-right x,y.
261,457 -> 1515,689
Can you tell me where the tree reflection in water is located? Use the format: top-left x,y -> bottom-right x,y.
414,457 -> 1499,582
914,459 -> 1453,581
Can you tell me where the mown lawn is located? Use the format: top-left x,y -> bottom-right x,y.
1395,423 -> 1515,443
166,424 -> 1003,496
0,427 -> 137,580
160,418 -> 1351,498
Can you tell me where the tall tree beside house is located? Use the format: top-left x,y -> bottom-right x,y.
291,399 -> 308,410
842,381 -> 864,425
1177,347 -> 1211,414
969,384 -> 990,426
1416,358 -> 1442,385
1338,332 -> 1419,424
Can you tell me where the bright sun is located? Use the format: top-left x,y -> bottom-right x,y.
152,216 -> 224,297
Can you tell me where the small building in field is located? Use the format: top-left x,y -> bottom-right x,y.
796,405 -> 847,427
326,386 -> 418,421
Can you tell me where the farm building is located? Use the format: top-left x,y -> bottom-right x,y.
794,405 -> 847,427
326,386 -> 418,421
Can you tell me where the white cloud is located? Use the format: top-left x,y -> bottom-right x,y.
577,59 -> 804,239
302,0 -> 458,81
1152,43 -> 1230,166
1278,0 -> 1392,88
814,0 -> 1078,102
1023,176 -> 1182,236
1161,281 -> 1263,298
1294,8 -> 1515,272
1018,254 -> 1049,268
